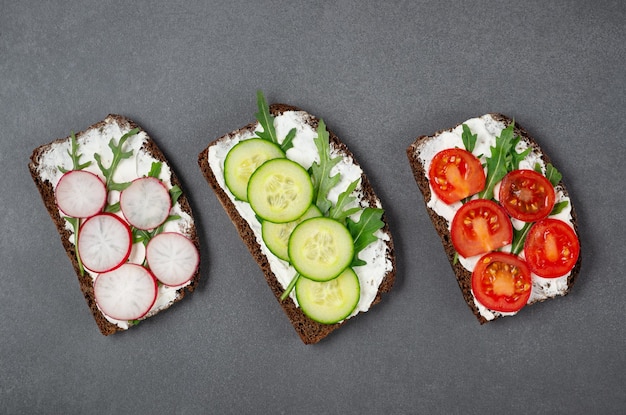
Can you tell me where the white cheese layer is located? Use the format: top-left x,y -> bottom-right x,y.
415,114 -> 575,321
36,117 -> 194,329
207,111 -> 393,319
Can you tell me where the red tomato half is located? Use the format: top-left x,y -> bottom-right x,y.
524,218 -> 580,278
472,251 -> 532,313
499,169 -> 556,222
451,199 -> 513,258
428,148 -> 486,204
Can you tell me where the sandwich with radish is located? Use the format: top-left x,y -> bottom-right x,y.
30,115 -> 200,335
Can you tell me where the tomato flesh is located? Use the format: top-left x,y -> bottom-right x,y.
451,199 -> 512,258
499,169 -> 555,222
472,252 -> 532,313
428,148 -> 485,204
524,218 -> 580,278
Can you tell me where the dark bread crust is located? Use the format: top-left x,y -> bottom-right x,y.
198,103 -> 395,344
406,113 -> 581,323
29,114 -> 200,335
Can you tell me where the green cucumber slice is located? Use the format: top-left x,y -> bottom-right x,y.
262,204 -> 322,261
296,267 -> 360,324
248,158 -> 313,223
288,217 -> 354,281
224,138 -> 285,201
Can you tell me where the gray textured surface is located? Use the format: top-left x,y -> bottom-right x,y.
2,1 -> 625,414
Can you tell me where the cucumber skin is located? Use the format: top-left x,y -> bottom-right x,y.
223,139 -> 285,202
295,268 -> 360,324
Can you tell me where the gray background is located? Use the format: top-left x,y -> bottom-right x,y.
2,1 -> 624,414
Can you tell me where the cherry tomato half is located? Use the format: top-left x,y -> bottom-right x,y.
451,199 -> 513,258
428,148 -> 486,204
524,218 -> 580,278
499,169 -> 556,222
472,251 -> 532,313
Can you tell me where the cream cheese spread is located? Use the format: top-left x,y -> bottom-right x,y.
416,114 -> 575,321
36,117 -> 194,329
207,111 -> 393,319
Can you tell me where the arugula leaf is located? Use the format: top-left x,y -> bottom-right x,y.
310,119 -> 341,215
347,208 -> 384,267
148,162 -> 162,178
254,90 -> 295,153
478,123 -> 519,200
551,200 -> 569,216
328,179 -> 361,222
63,216 -> 86,275
461,124 -> 477,153
104,202 -> 121,213
169,185 -> 183,206
59,131 -> 91,173
280,273 -> 301,301
509,136 -> 532,170
94,128 -> 139,189
510,222 -> 532,255
545,163 -> 563,187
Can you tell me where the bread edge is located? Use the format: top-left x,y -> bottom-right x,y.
406,113 -> 582,323
28,114 -> 201,335
198,103 -> 396,344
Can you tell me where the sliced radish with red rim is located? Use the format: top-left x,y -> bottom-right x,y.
94,263 -> 158,321
55,170 -> 106,218
120,177 -> 171,230
78,213 -> 132,273
146,232 -> 199,287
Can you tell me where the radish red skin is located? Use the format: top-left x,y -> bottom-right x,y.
94,263 -> 158,321
55,170 -> 107,218
78,213 -> 132,273
146,232 -> 200,287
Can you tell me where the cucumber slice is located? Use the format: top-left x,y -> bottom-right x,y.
224,138 -> 285,201
288,217 -> 354,281
248,158 -> 313,223
296,267 -> 360,324
262,204 -> 322,261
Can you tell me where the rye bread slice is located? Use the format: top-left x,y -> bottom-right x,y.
406,113 -> 581,323
29,114 -> 200,335
198,103 -> 396,344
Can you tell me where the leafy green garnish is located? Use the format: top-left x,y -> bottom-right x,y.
545,163 -> 563,187
64,216 -> 86,276
310,119 -> 341,215
551,200 -> 569,216
461,124 -> 477,153
148,162 -> 162,178
255,90 -> 296,153
510,222 -> 532,256
478,123 -> 529,200
347,208 -> 385,267
94,128 -> 139,189
280,273 -> 301,301
59,131 -> 91,173
328,179 -> 361,222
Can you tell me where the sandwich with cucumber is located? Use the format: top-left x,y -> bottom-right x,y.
407,114 -> 581,323
29,115 -> 200,335
199,92 -> 395,344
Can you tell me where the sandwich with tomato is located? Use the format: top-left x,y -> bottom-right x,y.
406,114 -> 581,323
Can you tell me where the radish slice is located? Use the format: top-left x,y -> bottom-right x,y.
146,232 -> 199,287
78,213 -> 132,273
94,263 -> 158,321
120,177 -> 171,230
55,170 -> 106,218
